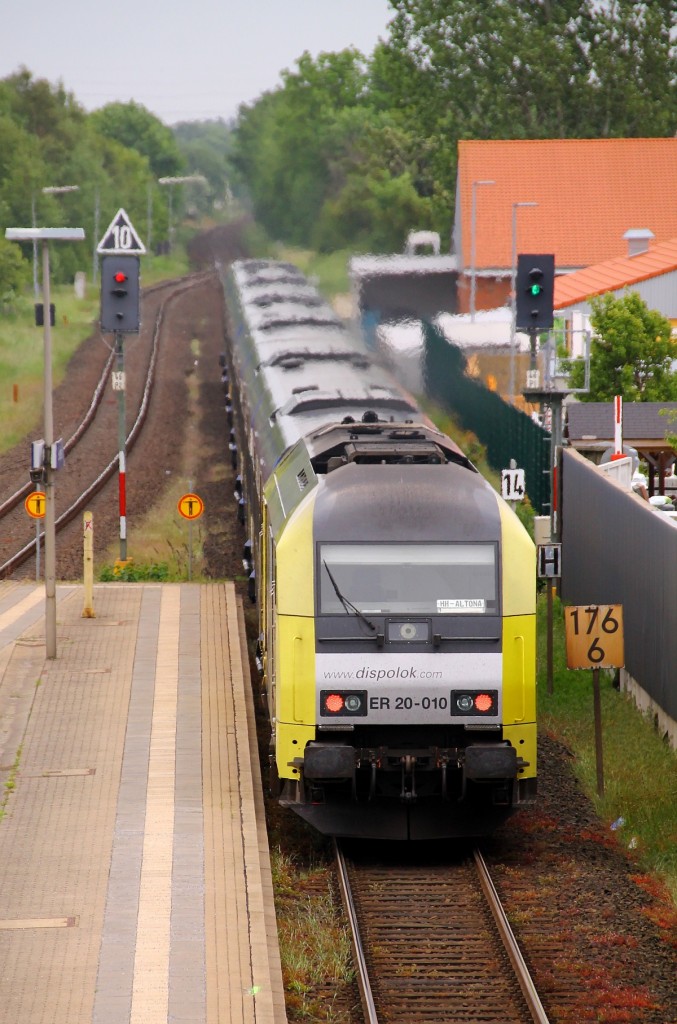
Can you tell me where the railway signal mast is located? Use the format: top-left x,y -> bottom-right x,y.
5,225 -> 85,659
97,209 -> 146,565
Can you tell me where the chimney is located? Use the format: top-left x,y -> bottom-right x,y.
623,229 -> 654,256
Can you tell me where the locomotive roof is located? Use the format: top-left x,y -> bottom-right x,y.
313,460 -> 497,544
264,421 -> 477,537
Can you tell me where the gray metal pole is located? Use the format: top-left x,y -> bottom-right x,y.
92,189 -> 100,286
147,182 -> 153,256
42,240 -> 57,658
592,668 -> 605,797
470,180 -> 494,322
509,204 -> 518,402
470,185 -> 478,322
32,197 -> 39,299
509,201 -> 538,403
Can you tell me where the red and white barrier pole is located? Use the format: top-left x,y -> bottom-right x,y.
119,448 -> 127,551
612,395 -> 623,460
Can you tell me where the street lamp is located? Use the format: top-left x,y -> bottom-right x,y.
470,179 -> 495,321
32,186 -> 80,297
157,175 -> 207,251
509,201 -> 538,402
5,225 -> 85,659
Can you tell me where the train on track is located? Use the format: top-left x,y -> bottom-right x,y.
221,259 -> 536,840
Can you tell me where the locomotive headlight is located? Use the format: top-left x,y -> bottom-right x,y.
344,694 -> 363,713
455,694 -> 474,712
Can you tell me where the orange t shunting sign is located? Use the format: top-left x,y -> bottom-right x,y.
25,491 -> 46,519
178,493 -> 204,520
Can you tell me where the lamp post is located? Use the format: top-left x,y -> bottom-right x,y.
157,175 -> 207,251
470,179 -> 495,321
5,225 -> 85,659
509,201 -> 538,402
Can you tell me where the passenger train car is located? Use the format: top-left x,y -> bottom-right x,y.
222,259 -> 536,840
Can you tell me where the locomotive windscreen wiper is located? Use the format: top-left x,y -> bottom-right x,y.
322,560 -> 377,634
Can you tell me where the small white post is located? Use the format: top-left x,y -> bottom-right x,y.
82,511 -> 95,618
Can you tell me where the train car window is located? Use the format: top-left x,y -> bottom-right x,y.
318,543 -> 498,616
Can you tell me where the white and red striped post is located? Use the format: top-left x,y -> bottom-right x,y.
114,332 -> 127,561
611,395 -> 623,460
119,449 -> 126,555
614,394 -> 623,454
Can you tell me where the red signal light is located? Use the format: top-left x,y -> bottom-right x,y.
474,693 -> 493,713
324,693 -> 345,713
114,271 -> 128,283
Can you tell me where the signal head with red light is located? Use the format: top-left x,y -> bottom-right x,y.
100,255 -> 140,333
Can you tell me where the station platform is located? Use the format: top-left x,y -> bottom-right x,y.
0,580 -> 287,1024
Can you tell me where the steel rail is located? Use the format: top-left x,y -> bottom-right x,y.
0,274 -> 207,579
473,848 -> 551,1024
334,840 -> 379,1024
0,348 -> 115,520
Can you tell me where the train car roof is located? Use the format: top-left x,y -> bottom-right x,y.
244,303 -> 339,333
238,283 -> 320,307
245,321 -> 361,359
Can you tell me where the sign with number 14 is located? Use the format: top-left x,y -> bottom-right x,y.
564,604 -> 624,669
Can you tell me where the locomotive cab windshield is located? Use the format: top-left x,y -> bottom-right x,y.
318,542 -> 498,618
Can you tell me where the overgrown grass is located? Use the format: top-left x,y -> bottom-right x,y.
0,287 -> 100,452
272,848 -> 354,1021
96,332 -> 206,581
140,247 -> 190,285
538,592 -> 677,904
0,742 -> 23,823
273,246 -> 352,297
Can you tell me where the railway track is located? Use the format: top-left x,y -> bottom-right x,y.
0,273 -> 211,580
335,840 -> 550,1024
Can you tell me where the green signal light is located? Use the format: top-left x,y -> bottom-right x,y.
530,284 -> 542,296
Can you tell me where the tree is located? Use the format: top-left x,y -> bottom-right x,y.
385,0 -> 677,139
90,101 -> 184,179
0,236 -> 30,308
173,119 -> 236,210
573,292 -> 677,402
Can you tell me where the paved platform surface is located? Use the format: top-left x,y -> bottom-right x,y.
0,581 -> 287,1024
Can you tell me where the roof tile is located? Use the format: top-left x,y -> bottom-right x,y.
554,238 -> 677,309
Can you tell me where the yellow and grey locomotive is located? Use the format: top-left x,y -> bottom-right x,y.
223,259 -> 536,840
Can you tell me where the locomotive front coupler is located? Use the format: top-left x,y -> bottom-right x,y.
400,754 -> 418,802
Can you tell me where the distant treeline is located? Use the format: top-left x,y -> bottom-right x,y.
1,1 -> 675,295
0,69 -> 233,294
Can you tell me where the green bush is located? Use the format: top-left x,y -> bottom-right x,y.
99,562 -> 170,582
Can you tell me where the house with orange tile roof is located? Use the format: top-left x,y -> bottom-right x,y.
453,138 -> 677,314
553,235 -> 677,328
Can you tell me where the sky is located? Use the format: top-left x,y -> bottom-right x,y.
1,0 -> 394,125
